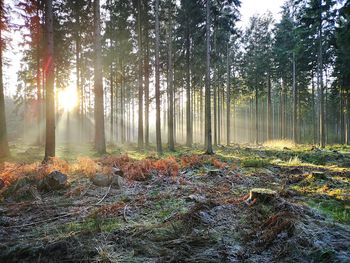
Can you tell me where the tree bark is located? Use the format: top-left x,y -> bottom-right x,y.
292,52 -> 297,143
226,45 -> 231,146
185,19 -> 192,147
0,10 -> 9,158
267,73 -> 272,141
205,0 -> 213,154
143,4 -> 150,146
93,0 -> 106,153
167,9 -> 175,151
44,0 -> 55,161
155,0 -> 162,154
137,0 -> 144,148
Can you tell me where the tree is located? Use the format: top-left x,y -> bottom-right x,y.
243,14 -> 273,144
166,0 -> 175,151
205,0 -> 213,154
226,42 -> 231,145
93,0 -> 106,153
136,0 -> 143,148
0,0 -> 9,158
44,0 -> 55,161
155,0 -> 162,154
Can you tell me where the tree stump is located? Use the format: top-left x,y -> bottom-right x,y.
249,188 -> 277,202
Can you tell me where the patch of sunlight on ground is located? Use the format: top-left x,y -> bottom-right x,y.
263,139 -> 296,149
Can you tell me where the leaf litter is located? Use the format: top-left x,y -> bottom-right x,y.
0,150 -> 349,262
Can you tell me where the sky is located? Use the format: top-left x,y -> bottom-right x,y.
239,0 -> 284,27
4,0 -> 285,96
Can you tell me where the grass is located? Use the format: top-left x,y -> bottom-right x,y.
241,157 -> 270,168
64,217 -> 123,233
308,200 -> 350,224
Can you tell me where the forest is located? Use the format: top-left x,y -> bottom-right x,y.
0,0 -> 350,262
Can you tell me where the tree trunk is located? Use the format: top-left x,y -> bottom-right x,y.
0,16 -> 9,158
155,0 -> 162,154
255,85 -> 258,145
311,71 -> 316,144
144,11 -> 150,147
110,65 -> 114,143
44,0 -> 55,161
292,52 -> 297,143
226,45 -> 230,146
205,0 -> 213,154
185,20 -> 192,147
93,0 -> 106,153
318,0 -> 325,148
167,10 -> 175,151
267,73 -> 272,141
137,0 -> 144,148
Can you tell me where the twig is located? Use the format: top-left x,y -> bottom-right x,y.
123,204 -> 128,223
95,184 -> 111,205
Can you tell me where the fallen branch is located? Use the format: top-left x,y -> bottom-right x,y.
95,184 -> 112,205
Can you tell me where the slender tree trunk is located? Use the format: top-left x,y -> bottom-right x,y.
44,0 -> 55,161
267,73 -> 272,141
205,0 -> 213,154
0,18 -> 9,157
311,71 -> 316,143
93,0 -> 106,153
155,0 -> 162,154
185,20 -> 192,147
144,15 -> 150,147
226,45 -> 230,146
137,0 -> 144,148
340,86 -> 345,144
167,11 -> 174,151
255,84 -> 259,145
318,1 -> 325,148
292,52 -> 297,143
110,65 -> 114,142
36,26 -> 42,146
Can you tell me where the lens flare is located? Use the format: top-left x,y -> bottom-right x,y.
57,87 -> 78,112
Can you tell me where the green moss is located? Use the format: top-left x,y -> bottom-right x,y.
242,158 -> 270,168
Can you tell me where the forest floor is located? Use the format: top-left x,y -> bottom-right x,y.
0,141 -> 350,262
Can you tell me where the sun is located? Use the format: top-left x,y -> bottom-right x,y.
57,87 -> 78,112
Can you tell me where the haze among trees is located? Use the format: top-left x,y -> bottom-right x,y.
0,0 -> 350,262
0,0 -> 348,159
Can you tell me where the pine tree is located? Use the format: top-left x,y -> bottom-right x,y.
93,0 -> 106,153
44,0 -> 55,161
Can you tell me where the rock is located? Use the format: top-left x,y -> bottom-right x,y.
249,188 -> 277,202
0,178 -> 5,190
91,173 -> 110,187
91,172 -> 124,188
186,194 -> 207,204
111,174 -> 124,188
40,171 -> 68,191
